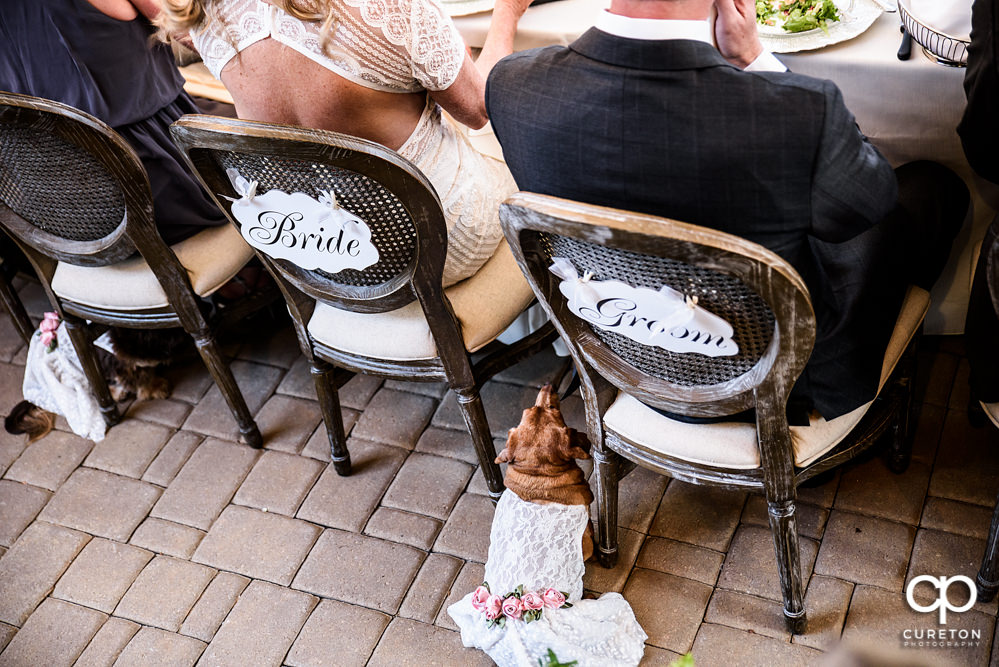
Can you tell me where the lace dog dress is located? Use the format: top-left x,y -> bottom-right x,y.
190,0 -> 515,285
449,490 -> 647,666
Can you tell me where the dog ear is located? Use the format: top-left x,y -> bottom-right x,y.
566,428 -> 591,460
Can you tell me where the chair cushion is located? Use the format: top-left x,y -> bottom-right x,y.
982,402 -> 999,429
603,286 -> 931,470
307,240 -> 536,361
51,224 -> 253,311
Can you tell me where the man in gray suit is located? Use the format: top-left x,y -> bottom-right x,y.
486,0 -> 967,422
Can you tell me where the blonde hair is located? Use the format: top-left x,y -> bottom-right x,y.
157,0 -> 337,50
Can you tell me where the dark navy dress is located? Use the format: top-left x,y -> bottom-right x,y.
0,0 -> 226,243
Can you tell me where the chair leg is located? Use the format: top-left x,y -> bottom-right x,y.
593,447 -> 620,568
767,499 -> 807,634
454,386 -> 504,502
977,493 -> 999,602
190,332 -> 262,448
0,270 -> 33,345
887,376 -> 915,474
311,358 -> 351,476
62,315 -> 120,428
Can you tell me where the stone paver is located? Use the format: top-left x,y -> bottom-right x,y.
351,389 -> 438,449
130,517 -> 205,559
237,325 -> 301,368
124,398 -> 193,429
114,556 -> 215,632
649,481 -> 746,551
717,525 -> 819,602
928,408 -> 999,507
297,440 -> 407,532
398,553 -> 463,623
0,522 -> 90,626
0,479 -> 49,547
792,575 -> 853,651
0,598 -> 105,667
813,511 -> 916,590
740,494 -> 829,541
83,419 -> 173,479
433,382 -> 538,438
300,410 -> 360,462
835,458 -> 931,525
434,560 -> 485,632
614,467 -> 670,533
690,623 -> 821,666
364,507 -> 442,551
275,356 -> 318,400
635,536 -> 726,586
38,468 -> 160,542
287,599 -> 390,667
151,438 -> 258,530
623,568 -> 713,653
434,493 -> 495,563
704,588 -> 790,641
254,395 -> 322,454
920,497 -> 993,540
193,505 -> 320,586
180,572 -> 250,642
368,618 -> 492,667
198,580 -> 317,667
413,427 -> 479,465
141,431 -> 202,487
293,529 -> 425,614
233,449 -> 324,516
181,360 -> 283,442
3,430 -> 91,491
383,379 -> 449,399
906,528 -> 996,616
115,627 -> 206,667
74,617 -> 140,667
52,538 -> 153,614
583,528 -> 645,594
0,625 -> 12,654
338,374 -> 383,410
381,452 -> 472,520
0,430 -> 28,479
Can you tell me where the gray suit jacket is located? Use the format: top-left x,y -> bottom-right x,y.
486,29 -> 900,419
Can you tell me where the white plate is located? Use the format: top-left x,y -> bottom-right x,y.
440,0 -> 495,17
759,0 -> 884,53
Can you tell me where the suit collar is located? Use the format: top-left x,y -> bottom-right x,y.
569,27 -> 736,71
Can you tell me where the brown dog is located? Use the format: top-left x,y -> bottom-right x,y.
495,384 -> 595,561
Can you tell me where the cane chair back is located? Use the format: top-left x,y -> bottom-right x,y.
501,193 -> 923,634
172,115 -> 555,497
975,225 -> 999,601
0,92 -> 262,445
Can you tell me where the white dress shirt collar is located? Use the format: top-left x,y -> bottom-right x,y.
592,10 -> 787,72
594,11 -> 713,43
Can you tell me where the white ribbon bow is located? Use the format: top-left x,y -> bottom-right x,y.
549,257 -> 601,311
649,287 -> 697,338
222,168 -> 258,203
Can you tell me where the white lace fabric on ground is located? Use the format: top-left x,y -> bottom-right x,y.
22,322 -> 105,442
449,490 -> 648,666
192,0 -> 465,92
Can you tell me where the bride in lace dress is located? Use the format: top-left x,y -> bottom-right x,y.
159,0 -> 529,285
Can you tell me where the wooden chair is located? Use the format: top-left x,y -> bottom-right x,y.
975,225 -> 999,601
0,92 -> 265,446
500,193 -> 926,633
170,115 -> 556,500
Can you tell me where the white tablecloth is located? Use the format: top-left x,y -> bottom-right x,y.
454,7 -> 997,334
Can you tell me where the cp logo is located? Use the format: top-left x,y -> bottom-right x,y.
906,575 -> 977,624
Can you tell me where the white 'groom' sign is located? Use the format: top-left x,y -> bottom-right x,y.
224,169 -> 379,273
550,258 -> 738,357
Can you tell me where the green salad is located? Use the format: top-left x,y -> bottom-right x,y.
756,0 -> 841,33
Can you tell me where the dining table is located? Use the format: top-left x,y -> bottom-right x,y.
450,1 -> 998,335
179,2 -> 997,334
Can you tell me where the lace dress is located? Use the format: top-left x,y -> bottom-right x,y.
448,490 -> 648,666
190,0 -> 514,285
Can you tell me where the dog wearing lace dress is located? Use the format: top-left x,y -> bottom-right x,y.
448,385 -> 647,667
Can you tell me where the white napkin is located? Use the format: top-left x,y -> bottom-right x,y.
906,0 -> 973,40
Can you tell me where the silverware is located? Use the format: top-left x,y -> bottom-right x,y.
871,0 -> 897,13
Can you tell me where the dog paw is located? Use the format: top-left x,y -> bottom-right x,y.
138,376 -> 171,401
109,382 -> 134,402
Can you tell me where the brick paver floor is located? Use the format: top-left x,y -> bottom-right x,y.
2,278 -> 999,666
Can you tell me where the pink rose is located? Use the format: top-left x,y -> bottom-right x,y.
521,591 -> 544,611
502,596 -> 523,620
470,586 -> 490,612
484,594 -> 503,620
39,331 -> 56,348
542,588 -> 566,609
40,313 -> 59,333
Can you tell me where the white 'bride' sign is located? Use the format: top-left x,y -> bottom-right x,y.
550,258 -> 738,357
224,169 -> 379,273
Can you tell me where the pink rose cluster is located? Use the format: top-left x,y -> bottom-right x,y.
38,312 -> 60,351
470,583 -> 571,627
